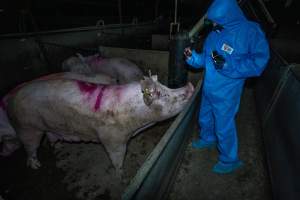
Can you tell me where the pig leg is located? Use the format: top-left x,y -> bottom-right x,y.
98,134 -> 127,174
106,143 -> 127,175
18,128 -> 44,169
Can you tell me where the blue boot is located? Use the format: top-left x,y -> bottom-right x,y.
192,139 -> 216,149
212,160 -> 243,174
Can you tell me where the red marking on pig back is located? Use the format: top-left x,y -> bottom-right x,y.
77,80 -> 98,95
76,80 -> 107,112
94,86 -> 107,111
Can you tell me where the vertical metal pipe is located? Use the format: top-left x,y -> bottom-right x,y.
118,0 -> 123,35
174,0 -> 178,24
168,31 -> 189,88
118,0 -> 123,25
257,0 -> 276,25
155,0 -> 161,18
188,16 -> 205,38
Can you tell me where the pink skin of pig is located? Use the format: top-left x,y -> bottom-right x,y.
62,54 -> 144,84
5,75 -> 194,173
0,72 -> 116,156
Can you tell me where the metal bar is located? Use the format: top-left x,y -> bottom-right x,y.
188,15 -> 205,39
246,2 -> 260,21
154,0 -> 161,18
260,64 -> 300,200
174,0 -> 178,24
0,22 -> 156,39
40,41 -> 98,52
118,0 -> 123,25
255,48 -> 289,123
257,0 -> 276,25
262,65 -> 292,126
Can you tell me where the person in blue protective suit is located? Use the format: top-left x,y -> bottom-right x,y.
184,0 -> 270,174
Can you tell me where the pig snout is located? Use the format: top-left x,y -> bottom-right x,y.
178,82 -> 194,101
185,82 -> 194,99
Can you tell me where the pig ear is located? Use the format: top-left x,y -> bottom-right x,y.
151,75 -> 158,81
140,78 -> 154,93
140,79 -> 156,106
76,53 -> 85,62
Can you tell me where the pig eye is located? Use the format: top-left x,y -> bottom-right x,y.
142,88 -> 152,97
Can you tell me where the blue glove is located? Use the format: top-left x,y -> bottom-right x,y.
211,50 -> 225,69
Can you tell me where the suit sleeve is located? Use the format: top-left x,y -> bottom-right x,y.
218,28 -> 270,79
185,50 -> 205,69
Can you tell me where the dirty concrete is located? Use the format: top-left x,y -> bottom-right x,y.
168,87 -> 272,200
0,119 -> 172,200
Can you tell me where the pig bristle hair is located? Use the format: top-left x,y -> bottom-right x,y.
76,53 -> 91,69
76,53 -> 85,61
148,69 -> 152,78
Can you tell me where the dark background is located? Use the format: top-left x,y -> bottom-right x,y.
0,0 -> 298,34
0,0 -> 208,33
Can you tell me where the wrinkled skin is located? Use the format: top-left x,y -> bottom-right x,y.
62,54 -> 144,84
5,76 -> 194,173
0,72 -> 116,156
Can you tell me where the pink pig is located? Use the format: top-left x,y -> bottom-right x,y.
62,54 -> 144,84
4,75 -> 194,173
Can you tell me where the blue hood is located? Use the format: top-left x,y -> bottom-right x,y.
206,0 -> 246,28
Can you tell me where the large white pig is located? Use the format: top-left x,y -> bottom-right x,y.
4,76 -> 194,173
62,54 -> 144,84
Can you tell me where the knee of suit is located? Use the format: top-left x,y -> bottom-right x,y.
198,113 -> 215,125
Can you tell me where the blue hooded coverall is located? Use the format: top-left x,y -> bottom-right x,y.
186,0 -> 269,170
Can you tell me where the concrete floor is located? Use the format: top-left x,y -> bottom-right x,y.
168,87 -> 272,200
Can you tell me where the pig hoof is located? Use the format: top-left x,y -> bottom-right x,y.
27,158 -> 41,169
